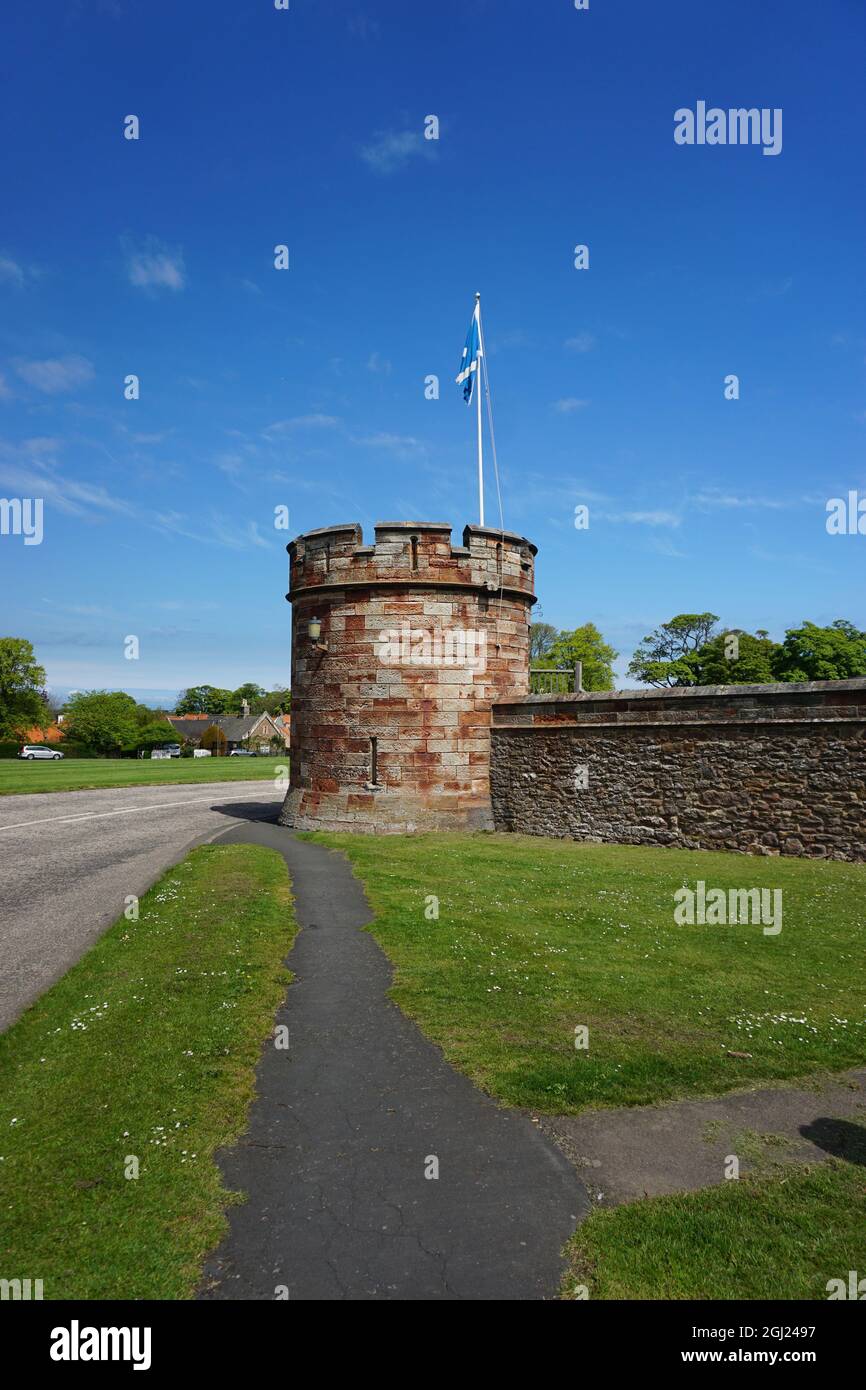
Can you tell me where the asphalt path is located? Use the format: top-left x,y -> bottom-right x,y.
0,780 -> 282,1033
200,824 -> 588,1300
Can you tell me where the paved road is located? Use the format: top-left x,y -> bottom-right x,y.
200,824 -> 588,1300
0,781 -> 283,1034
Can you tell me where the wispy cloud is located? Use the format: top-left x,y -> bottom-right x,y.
0,448 -> 134,519
44,600 -> 121,619
215,452 -> 244,479
564,332 -> 596,353
553,397 -> 590,414
19,436 -> 63,457
508,472 -> 611,510
489,329 -> 531,353
348,14 -> 380,39
152,509 -> 274,550
614,510 -> 682,527
123,235 -> 186,292
649,536 -> 689,559
0,371 -> 12,400
692,488 -> 802,512
354,432 -> 427,458
12,354 -> 95,394
0,437 -> 271,552
367,351 -> 392,375
758,276 -> 793,298
0,254 -> 36,288
263,414 -> 340,435
129,431 -> 168,446
359,129 -> 434,175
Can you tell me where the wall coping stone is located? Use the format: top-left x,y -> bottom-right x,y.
494,675 -> 866,717
493,677 -> 866,710
493,716 -> 866,731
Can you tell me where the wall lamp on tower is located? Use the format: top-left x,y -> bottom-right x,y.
307,616 -> 328,652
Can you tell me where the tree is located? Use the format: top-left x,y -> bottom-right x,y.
546,623 -> 618,691
175,685 -> 234,716
63,691 -> 142,755
529,623 -> 558,663
128,720 -> 182,756
627,613 -> 720,687
772,619 -> 866,683
687,630 -> 781,686
258,686 -> 291,716
0,637 -> 49,737
200,725 -> 228,757
232,683 -> 267,713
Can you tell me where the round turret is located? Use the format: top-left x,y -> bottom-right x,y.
278,520 -> 537,832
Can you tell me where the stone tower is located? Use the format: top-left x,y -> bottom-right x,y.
278,521 -> 536,832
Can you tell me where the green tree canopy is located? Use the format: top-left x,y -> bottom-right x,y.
772,620 -> 866,683
529,622 -> 558,663
258,686 -> 291,715
627,613 -> 720,687
0,637 -> 50,737
232,683 -> 267,713
175,685 -> 234,715
546,623 -> 618,691
129,720 -> 182,755
62,691 -> 142,755
686,630 -> 781,686
175,682 -> 289,716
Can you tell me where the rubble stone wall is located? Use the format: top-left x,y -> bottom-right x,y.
490,682 -> 866,861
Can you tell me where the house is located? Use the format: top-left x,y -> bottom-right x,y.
165,717 -> 212,746
166,712 -> 287,754
18,723 -> 65,744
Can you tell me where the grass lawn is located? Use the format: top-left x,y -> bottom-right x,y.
563,1155 -> 866,1300
0,756 -> 288,796
0,843 -> 296,1300
313,832 -> 866,1113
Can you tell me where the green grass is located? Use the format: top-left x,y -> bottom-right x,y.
0,843 -> 296,1300
312,832 -> 866,1113
0,756 -> 288,796
563,1156 -> 866,1300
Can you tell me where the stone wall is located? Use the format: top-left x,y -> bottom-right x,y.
490,680 -> 866,861
279,521 -> 536,833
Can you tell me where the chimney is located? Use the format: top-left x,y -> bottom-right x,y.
242,698 -> 250,718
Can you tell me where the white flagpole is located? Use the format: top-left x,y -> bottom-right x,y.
475,292 -> 484,526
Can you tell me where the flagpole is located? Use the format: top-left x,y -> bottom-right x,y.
475,291 -> 484,526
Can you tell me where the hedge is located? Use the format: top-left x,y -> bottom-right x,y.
0,742 -> 102,759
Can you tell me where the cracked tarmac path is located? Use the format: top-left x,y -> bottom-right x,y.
199,823 -> 588,1300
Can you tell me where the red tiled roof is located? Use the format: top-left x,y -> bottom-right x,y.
19,724 -> 64,744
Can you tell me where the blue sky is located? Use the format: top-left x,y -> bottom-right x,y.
1,0 -> 864,702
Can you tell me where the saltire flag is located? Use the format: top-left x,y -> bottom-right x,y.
456,300 -> 482,404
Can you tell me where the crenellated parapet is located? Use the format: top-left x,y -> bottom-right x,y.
288,521 -> 536,606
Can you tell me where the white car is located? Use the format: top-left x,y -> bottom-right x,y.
18,745 -> 64,760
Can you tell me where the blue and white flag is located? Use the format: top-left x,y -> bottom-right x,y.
456,300 -> 482,404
